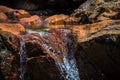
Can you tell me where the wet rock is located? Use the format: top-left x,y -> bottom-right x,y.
19,15 -> 46,28
0,23 -> 25,35
25,57 -> 62,80
71,0 -> 120,24
72,20 -> 120,79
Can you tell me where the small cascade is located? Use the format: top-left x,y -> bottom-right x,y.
19,39 -> 26,80
26,28 -> 80,80
55,35 -> 80,80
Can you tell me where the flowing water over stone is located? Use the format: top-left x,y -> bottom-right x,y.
19,38 -> 26,80
55,36 -> 80,80
25,28 -> 80,80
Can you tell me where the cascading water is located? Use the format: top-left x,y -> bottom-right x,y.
55,35 -> 80,80
19,39 -> 26,80
26,28 -> 80,80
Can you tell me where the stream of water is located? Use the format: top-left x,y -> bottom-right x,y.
55,36 -> 80,80
19,39 -> 26,80
19,28 -> 80,80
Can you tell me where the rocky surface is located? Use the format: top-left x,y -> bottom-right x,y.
71,0 -> 120,24
72,20 -> 120,80
0,0 -> 120,80
45,14 -> 79,25
20,15 -> 47,28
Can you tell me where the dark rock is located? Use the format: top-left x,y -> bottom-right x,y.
72,20 -> 120,80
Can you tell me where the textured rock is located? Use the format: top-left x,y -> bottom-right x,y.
45,14 -> 69,25
0,31 -> 19,52
71,0 -> 120,24
72,20 -> 120,42
0,23 -> 25,35
19,15 -> 45,28
72,20 -> 120,79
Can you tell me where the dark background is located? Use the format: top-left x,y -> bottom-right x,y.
0,0 -> 86,14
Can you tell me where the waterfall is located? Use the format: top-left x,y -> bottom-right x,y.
19,39 -> 26,80
55,35 -> 80,80
25,29 -> 80,80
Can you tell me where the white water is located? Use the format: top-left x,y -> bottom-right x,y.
19,39 -> 26,80
55,36 -> 80,80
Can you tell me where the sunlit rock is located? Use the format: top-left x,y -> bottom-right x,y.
45,14 -> 69,25
64,16 -> 80,24
0,5 -> 31,20
72,20 -> 120,42
0,23 -> 25,35
71,0 -> 120,24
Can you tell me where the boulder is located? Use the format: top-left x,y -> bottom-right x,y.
0,5 -> 31,20
72,20 -> 120,79
19,15 -> 46,28
0,23 -> 25,35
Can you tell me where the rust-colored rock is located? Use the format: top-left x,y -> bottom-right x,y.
0,23 -> 25,35
13,9 -> 31,19
72,20 -> 120,42
0,5 -> 31,20
45,14 -> 69,25
20,15 -> 44,28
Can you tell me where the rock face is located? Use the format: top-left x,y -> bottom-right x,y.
71,0 -> 120,24
72,20 -> 120,80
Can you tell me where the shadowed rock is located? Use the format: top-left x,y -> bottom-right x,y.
72,20 -> 120,80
